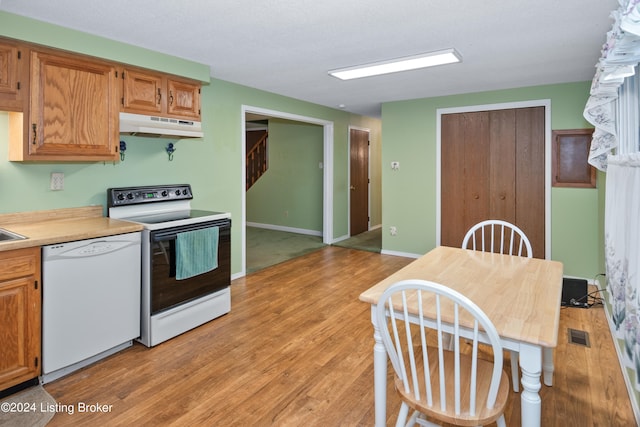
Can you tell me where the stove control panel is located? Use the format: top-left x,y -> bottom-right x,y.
108,184 -> 193,207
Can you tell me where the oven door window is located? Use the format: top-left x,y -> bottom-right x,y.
150,220 -> 230,314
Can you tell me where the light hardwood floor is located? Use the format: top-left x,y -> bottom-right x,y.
43,247 -> 634,426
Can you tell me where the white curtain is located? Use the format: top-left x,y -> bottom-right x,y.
604,154 -> 640,388
587,0 -> 640,398
585,0 -> 640,171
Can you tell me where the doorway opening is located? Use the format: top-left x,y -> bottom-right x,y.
241,105 -> 334,276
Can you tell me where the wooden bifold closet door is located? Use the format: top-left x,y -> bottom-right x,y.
441,107 -> 545,258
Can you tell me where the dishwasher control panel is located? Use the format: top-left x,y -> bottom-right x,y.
43,234 -> 141,259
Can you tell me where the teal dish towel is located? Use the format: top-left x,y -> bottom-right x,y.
175,227 -> 219,280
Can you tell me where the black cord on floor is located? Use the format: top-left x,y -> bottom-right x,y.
561,284 -> 607,309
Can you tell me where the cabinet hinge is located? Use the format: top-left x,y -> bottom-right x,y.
34,280 -> 38,289
115,70 -> 118,78
34,357 -> 38,368
17,82 -> 20,90
122,71 -> 125,79
121,97 -> 124,106
17,50 -> 21,60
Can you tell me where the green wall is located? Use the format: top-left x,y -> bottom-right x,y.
381,82 -> 603,279
0,11 -> 382,276
247,119 -> 324,232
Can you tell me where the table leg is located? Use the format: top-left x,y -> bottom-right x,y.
371,306 -> 387,427
519,343 -> 542,427
542,347 -> 554,386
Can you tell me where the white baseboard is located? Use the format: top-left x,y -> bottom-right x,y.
246,222 -> 322,237
333,234 -> 349,243
380,249 -> 421,259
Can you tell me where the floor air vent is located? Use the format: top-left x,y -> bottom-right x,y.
568,328 -> 590,347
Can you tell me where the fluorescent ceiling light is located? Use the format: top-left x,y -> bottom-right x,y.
329,48 -> 462,80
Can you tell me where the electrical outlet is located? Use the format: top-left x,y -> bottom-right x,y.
50,172 -> 64,191
391,161 -> 400,170
389,226 -> 397,236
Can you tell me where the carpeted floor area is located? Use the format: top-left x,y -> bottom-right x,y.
246,226 -> 382,274
333,227 -> 382,253
246,227 -> 326,273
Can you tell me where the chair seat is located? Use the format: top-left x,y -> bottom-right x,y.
394,348 -> 510,426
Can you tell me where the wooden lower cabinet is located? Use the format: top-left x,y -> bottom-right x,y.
0,247 -> 41,391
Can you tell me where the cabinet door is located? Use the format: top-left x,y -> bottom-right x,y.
29,50 -> 119,161
122,68 -> 163,115
0,248 -> 41,391
0,40 -> 26,110
167,78 -> 200,120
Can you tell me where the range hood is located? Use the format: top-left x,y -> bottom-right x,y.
119,112 -> 204,138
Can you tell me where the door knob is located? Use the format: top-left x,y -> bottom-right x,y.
350,185 -> 356,191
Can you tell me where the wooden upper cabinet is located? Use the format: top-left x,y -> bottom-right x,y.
3,36 -> 202,162
122,67 -> 201,120
0,39 -> 27,111
23,50 -> 119,161
121,67 -> 163,114
167,78 -> 200,119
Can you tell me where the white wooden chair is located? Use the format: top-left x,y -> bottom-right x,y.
462,219 -> 532,392
376,279 -> 509,427
462,219 -> 532,258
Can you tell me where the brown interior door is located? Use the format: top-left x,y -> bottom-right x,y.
441,107 -> 545,258
350,128 -> 369,236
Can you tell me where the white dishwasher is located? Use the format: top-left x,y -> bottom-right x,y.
41,232 -> 141,384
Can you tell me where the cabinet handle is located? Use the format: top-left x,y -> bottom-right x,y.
157,88 -> 162,104
169,90 -> 174,106
32,124 -> 37,144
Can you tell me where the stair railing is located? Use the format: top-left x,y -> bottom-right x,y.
246,132 -> 268,190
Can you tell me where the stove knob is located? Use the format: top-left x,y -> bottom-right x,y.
175,190 -> 181,196
126,193 -> 134,200
161,190 -> 168,197
117,193 -> 125,201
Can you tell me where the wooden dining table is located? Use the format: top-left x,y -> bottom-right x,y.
359,245 -> 564,427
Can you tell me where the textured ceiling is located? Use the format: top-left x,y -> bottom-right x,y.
0,0 -> 618,117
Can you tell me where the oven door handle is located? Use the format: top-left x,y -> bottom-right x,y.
151,220 -> 230,242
